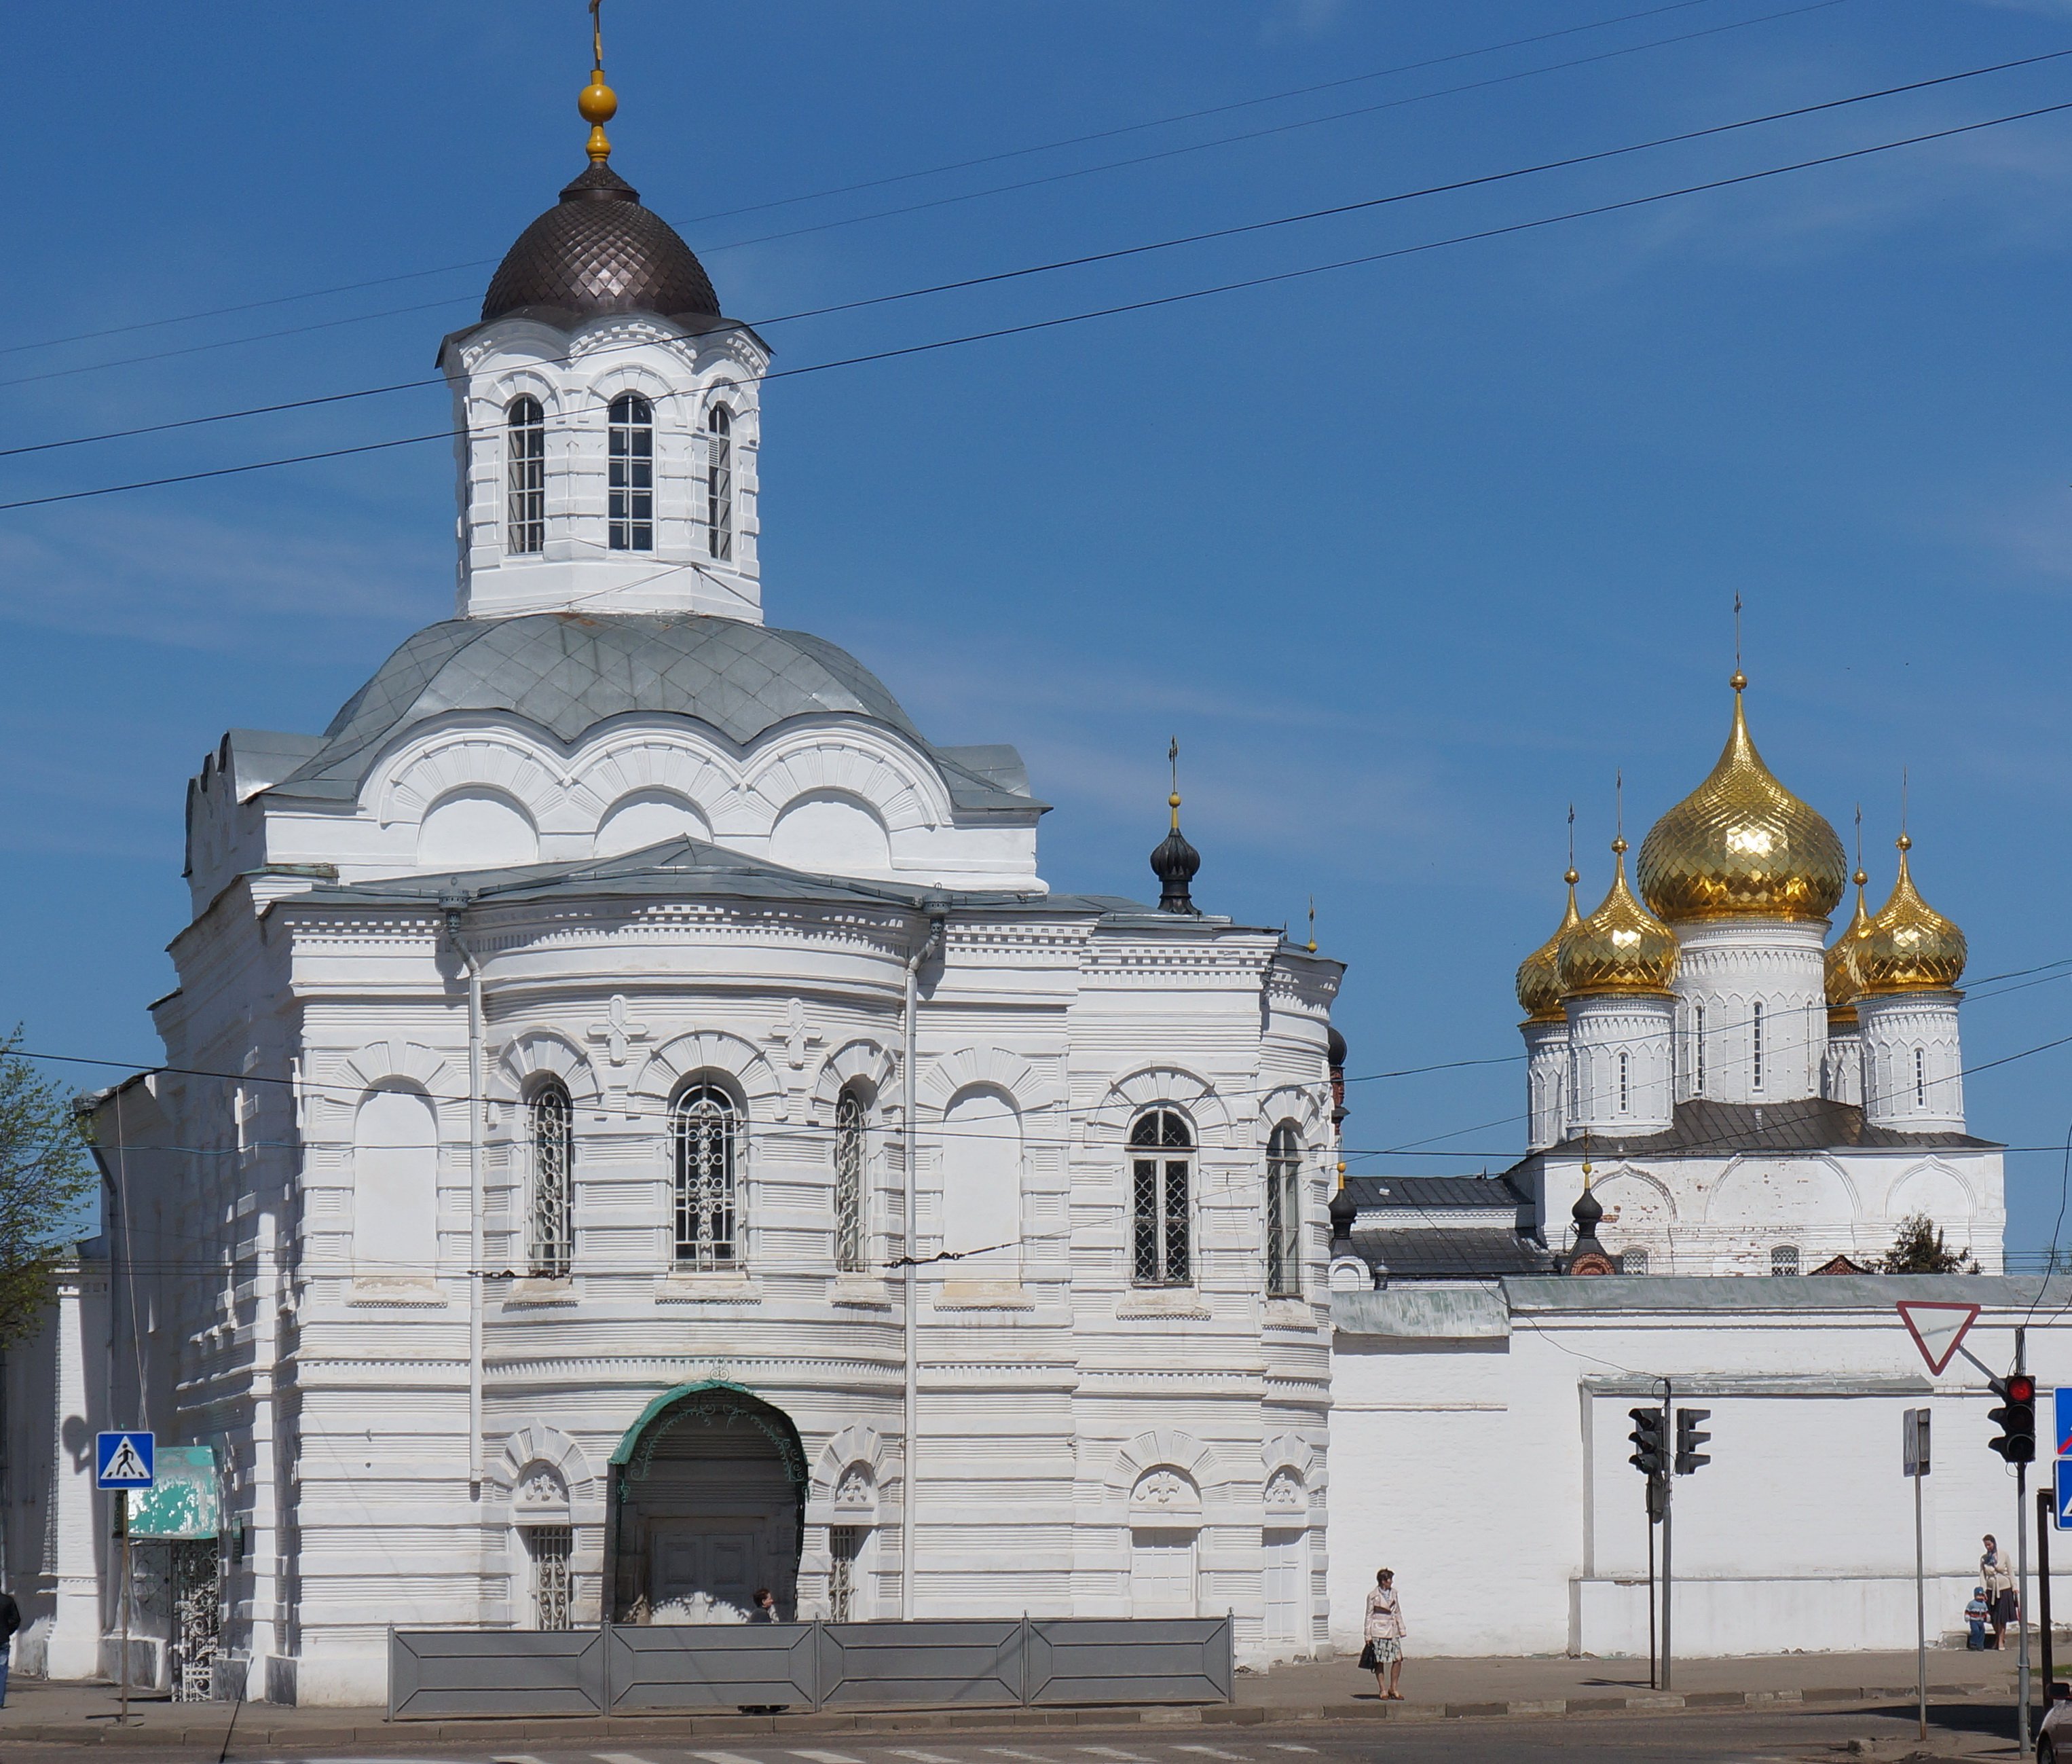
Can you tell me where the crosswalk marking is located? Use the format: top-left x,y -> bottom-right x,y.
1265,1747 -> 1320,1754
1172,1748 -> 1250,1761
489,1755 -> 554,1764
982,1750 -> 1058,1761
595,1753 -> 662,1764
1075,1748 -> 1150,1761
887,1749 -> 967,1763
789,1752 -> 865,1764
694,1751 -> 770,1764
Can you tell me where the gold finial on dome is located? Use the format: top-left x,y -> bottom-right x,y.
1557,826 -> 1678,999
1636,669 -> 1847,923
580,0 -> 618,164
1858,825 -> 1966,995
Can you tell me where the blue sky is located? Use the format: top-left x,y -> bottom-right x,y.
4,0 -> 2071,1258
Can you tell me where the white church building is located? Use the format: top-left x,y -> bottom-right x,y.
0,32 -> 2042,1708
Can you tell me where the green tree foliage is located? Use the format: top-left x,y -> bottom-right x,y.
0,1032 -> 94,1345
1879,1211 -> 1978,1275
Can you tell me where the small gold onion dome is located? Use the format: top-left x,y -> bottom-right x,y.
1516,868 -> 1583,1023
1824,868 -> 1875,1023
1556,839 -> 1678,998
1637,673 -> 1847,923
1857,834 -> 1967,994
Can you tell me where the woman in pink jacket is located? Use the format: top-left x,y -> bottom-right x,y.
1360,1568 -> 1407,1700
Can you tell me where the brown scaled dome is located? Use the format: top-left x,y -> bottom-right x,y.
1638,674 -> 1847,923
1516,869 -> 1583,1023
1857,834 -> 1967,994
1556,839 -> 1678,998
482,162 -> 723,328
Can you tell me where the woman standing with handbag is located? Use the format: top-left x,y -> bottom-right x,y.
1359,1568 -> 1407,1700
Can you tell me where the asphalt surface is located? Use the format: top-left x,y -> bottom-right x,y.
0,1701 -> 2041,1764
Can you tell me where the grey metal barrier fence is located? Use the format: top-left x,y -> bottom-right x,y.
389,1615 -> 1233,1721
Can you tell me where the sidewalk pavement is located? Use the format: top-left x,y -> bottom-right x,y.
0,1644 -> 2035,1750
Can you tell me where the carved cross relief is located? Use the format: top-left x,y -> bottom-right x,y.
586,994 -> 651,1118
766,998 -> 821,1121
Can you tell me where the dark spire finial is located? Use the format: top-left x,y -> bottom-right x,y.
1151,737 -> 1202,915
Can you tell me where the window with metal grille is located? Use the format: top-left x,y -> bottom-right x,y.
1618,1050 -> 1630,1114
1771,1243 -> 1800,1277
707,405 -> 733,560
528,1080 -> 573,1279
1752,1001 -> 1764,1090
506,396 -> 545,554
608,392 -> 654,551
834,1087 -> 866,1274
1130,1109 -> 1192,1287
1695,1004 -> 1707,1093
828,1525 -> 864,1621
527,1526 -> 573,1630
673,1082 -> 739,1268
1264,1122 -> 1301,1298
1618,1247 -> 1650,1274
1915,1046 -> 1926,1109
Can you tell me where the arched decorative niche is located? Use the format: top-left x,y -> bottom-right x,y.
1087,1066 -> 1235,1152
375,732 -> 565,830
769,789 -> 892,875
596,788 -> 712,856
417,786 -> 539,870
744,735 -> 950,838
633,1030 -> 785,1122
351,1081 -> 440,1290
807,1039 -> 898,1127
939,1083 -> 1023,1281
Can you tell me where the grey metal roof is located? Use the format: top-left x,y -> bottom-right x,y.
265,613 -> 1045,813
1346,1175 -> 1532,1213
1505,1099 -> 2000,1181
1352,1223 -> 1555,1280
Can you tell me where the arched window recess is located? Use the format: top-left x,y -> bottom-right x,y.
528,1078 -> 574,1279
1130,1109 -> 1193,1287
506,395 -> 546,555
609,392 -> 654,552
673,1080 -> 741,1270
707,403 -> 734,562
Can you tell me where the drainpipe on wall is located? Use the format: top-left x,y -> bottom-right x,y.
443,891 -> 486,1494
900,896 -> 949,1620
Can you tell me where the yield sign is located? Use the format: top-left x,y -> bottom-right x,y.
1896,1301 -> 1981,1376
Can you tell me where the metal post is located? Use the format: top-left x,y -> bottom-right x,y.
2039,1484 -> 2054,1730
1660,1380 -> 1673,1695
117,1489 -> 132,1726
1914,1447 -> 1926,1743
2020,1327 -> 2033,1758
1647,1493 -> 1657,1692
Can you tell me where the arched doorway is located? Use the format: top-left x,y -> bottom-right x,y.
608,1382 -> 807,1621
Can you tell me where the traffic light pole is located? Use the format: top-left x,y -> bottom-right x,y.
1660,1380 -> 1674,1694
2018,1327 -> 2032,1758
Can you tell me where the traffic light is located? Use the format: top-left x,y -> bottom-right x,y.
1675,1407 -> 1712,1475
1628,1405 -> 1665,1480
1988,1373 -> 2037,1464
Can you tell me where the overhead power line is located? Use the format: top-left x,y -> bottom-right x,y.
10,42 -> 2060,461
0,0 -> 1781,361
5,91 -> 2071,516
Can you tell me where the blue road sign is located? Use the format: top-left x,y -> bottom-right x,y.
2056,1387 -> 2072,1458
2057,1463 -> 2072,1531
95,1431 -> 153,1490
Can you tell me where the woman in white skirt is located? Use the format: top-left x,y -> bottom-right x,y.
1360,1568 -> 1406,1699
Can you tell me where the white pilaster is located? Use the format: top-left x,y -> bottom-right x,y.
1521,1019 -> 1569,1152
42,1266 -> 103,1680
1860,991 -> 1965,1133
1564,993 -> 1676,1135
1669,919 -> 1828,1105
1822,1020 -> 1864,1107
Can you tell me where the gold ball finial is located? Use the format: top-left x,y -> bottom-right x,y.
1611,836 -> 1628,856
1897,831 -> 1912,853
1564,867 -> 1579,886
1168,792 -> 1181,810
1730,669 -> 1747,692
1853,868 -> 1868,887
581,71 -> 618,161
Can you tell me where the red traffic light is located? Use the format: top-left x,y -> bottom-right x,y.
2010,1374 -> 2037,1403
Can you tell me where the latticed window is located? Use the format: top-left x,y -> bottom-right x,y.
608,392 -> 654,551
528,1080 -> 574,1279
1130,1109 -> 1192,1287
506,395 -> 545,555
1771,1243 -> 1800,1277
673,1083 -> 739,1268
1618,1050 -> 1630,1115
1915,1046 -> 1927,1109
707,405 -> 733,560
526,1526 -> 572,1630
834,1087 -> 866,1273
828,1525 -> 864,1621
1752,1001 -> 1765,1091
1618,1247 -> 1650,1274
1695,1004 -> 1707,1093
1264,1122 -> 1301,1298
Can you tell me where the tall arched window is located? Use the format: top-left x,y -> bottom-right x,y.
834,1086 -> 866,1273
707,405 -> 734,561
528,1079 -> 574,1279
1915,1046 -> 1927,1109
506,395 -> 546,555
1751,1001 -> 1765,1091
1130,1109 -> 1192,1287
672,1082 -> 739,1269
1617,1050 -> 1630,1115
608,393 -> 654,551
1695,1004 -> 1707,1094
1264,1122 -> 1301,1298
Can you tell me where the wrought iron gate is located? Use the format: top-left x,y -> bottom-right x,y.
169,1537 -> 220,1702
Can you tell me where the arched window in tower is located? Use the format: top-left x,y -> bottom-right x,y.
528,1079 -> 573,1279
1265,1122 -> 1301,1298
1130,1109 -> 1192,1287
608,393 -> 654,551
1695,1004 -> 1707,1094
834,1086 -> 866,1274
1915,1046 -> 1927,1109
506,396 -> 546,555
672,1082 -> 739,1269
1751,1001 -> 1765,1091
1618,1051 -> 1630,1116
707,405 -> 734,562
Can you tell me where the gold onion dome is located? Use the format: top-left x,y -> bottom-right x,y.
1824,868 -> 1875,1022
1556,839 -> 1679,998
1857,834 -> 1967,994
1516,869 -> 1583,1023
1637,673 -> 1848,923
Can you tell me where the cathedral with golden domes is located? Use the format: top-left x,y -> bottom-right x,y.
1508,671 -> 2001,1276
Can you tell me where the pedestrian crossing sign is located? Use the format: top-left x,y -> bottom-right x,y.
95,1431 -> 153,1490
2057,1463 -> 2072,1531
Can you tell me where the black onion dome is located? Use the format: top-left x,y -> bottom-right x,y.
482,163 -> 722,327
1327,1183 -> 1358,1247
1572,1185 -> 1604,1231
1151,822 -> 1202,915
1327,1027 -> 1348,1068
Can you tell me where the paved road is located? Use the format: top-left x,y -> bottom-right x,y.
0,1702 -> 2033,1764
